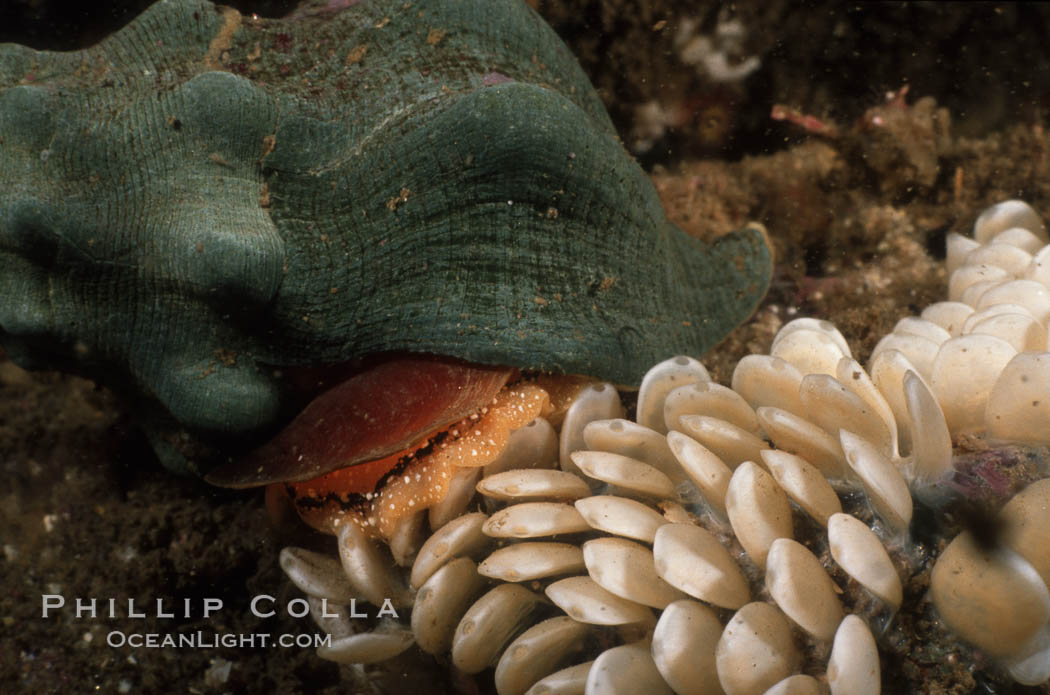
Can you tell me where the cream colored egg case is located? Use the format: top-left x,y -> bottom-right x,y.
278,199 -> 1050,694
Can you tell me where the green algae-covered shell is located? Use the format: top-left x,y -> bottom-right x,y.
0,0 -> 770,470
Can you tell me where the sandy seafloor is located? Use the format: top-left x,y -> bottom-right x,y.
3,1 -> 1050,693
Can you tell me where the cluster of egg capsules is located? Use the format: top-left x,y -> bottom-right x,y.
278,200 -> 1050,695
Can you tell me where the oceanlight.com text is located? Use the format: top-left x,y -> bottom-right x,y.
106,630 -> 332,649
